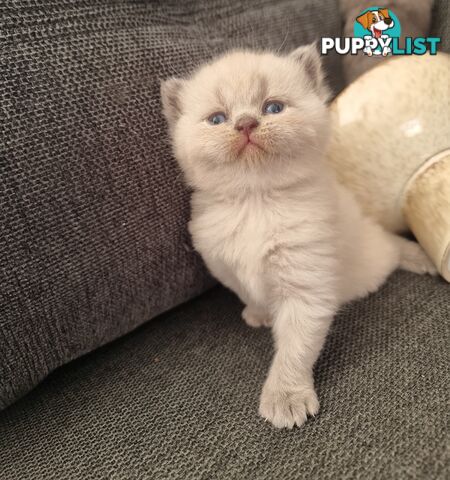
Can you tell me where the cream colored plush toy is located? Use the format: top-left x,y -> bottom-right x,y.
327,53 -> 450,281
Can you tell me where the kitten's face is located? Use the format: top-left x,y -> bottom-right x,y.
162,47 -> 330,190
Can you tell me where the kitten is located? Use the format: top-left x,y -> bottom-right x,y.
161,45 -> 436,429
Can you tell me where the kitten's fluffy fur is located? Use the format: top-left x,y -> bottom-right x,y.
161,46 -> 435,429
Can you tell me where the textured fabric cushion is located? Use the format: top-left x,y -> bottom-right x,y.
0,1 -> 344,409
0,272 -> 448,479
431,0 -> 450,51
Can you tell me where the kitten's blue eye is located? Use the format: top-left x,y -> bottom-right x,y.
263,101 -> 284,114
208,112 -> 227,125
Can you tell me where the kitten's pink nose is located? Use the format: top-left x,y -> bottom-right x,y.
234,115 -> 259,134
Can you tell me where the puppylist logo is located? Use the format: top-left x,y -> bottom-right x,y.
322,6 -> 440,57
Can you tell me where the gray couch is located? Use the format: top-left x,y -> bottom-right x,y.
0,1 -> 448,479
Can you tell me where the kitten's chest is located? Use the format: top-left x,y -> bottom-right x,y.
189,195 -> 276,267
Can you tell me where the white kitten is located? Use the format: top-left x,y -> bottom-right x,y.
161,46 -> 436,429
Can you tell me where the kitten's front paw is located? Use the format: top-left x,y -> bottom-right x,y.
242,306 -> 272,328
259,383 -> 319,429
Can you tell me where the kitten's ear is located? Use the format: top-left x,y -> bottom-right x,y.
290,43 -> 331,102
161,77 -> 185,127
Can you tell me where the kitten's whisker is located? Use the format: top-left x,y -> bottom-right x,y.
276,28 -> 290,54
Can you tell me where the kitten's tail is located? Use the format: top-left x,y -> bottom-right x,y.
392,235 -> 437,275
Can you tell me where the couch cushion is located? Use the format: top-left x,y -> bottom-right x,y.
0,0 -> 344,408
0,272 -> 448,479
431,0 -> 450,51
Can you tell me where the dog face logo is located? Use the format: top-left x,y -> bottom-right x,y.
356,8 -> 395,39
354,6 -> 400,56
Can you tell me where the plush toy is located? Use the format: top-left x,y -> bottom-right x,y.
327,53 -> 450,281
